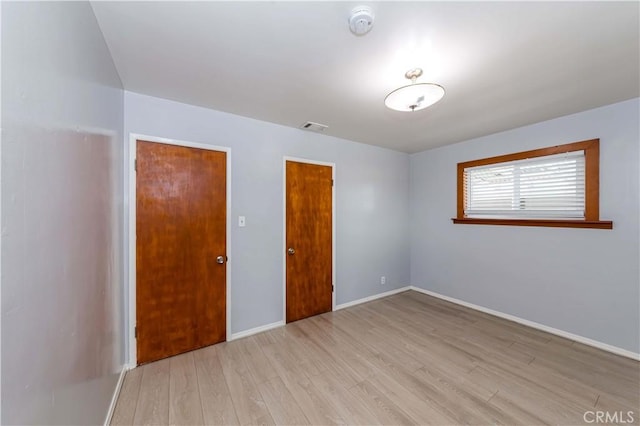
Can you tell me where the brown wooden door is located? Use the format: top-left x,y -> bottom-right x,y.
286,160 -> 333,323
136,140 -> 227,365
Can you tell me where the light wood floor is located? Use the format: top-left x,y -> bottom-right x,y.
112,290 -> 640,425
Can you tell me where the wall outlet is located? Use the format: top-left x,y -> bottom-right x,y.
381,276 -> 386,285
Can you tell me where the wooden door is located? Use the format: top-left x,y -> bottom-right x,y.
136,140 -> 227,365
286,160 -> 333,323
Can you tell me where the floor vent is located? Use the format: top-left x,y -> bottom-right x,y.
300,121 -> 328,133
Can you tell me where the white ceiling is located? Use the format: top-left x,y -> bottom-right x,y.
91,1 -> 639,153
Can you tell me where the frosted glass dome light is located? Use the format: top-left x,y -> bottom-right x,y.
384,68 -> 445,112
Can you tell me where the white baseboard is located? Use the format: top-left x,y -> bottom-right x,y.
229,287 -> 412,340
104,365 -> 128,426
230,320 -> 285,341
410,286 -> 640,361
335,286 -> 411,311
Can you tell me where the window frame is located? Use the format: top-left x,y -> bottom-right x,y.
452,139 -> 613,229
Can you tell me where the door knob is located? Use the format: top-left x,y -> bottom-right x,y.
287,247 -> 295,255
216,256 -> 225,264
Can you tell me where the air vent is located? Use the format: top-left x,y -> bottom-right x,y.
300,121 -> 328,133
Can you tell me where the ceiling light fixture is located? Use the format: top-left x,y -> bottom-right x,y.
384,68 -> 445,112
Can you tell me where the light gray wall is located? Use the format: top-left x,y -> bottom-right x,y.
2,2 -> 125,424
124,91 -> 411,341
410,98 -> 640,354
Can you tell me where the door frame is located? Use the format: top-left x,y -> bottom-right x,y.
282,156 -> 336,323
128,133 -> 231,366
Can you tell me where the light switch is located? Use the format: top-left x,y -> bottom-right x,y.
238,216 -> 246,227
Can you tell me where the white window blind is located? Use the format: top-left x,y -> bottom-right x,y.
464,151 -> 585,219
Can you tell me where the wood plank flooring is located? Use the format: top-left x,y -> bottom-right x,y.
112,291 -> 640,425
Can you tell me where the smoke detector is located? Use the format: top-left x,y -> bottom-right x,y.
349,6 -> 374,36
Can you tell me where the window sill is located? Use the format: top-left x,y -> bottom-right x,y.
451,217 -> 613,229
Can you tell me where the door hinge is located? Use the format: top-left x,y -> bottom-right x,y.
332,285 -> 334,292
331,179 -> 334,186
134,326 -> 137,339
134,159 -> 137,172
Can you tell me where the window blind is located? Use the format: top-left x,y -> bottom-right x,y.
464,151 -> 585,219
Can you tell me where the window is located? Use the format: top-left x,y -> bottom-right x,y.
453,139 -> 612,229
465,150 -> 585,218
